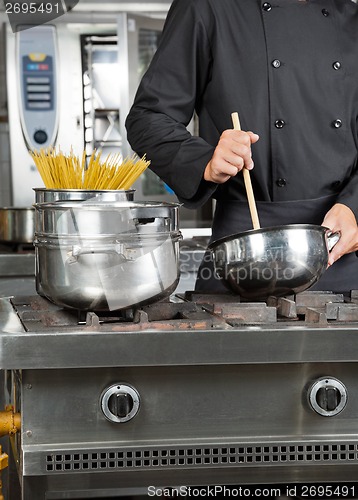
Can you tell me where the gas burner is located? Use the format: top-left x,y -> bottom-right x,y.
179,290 -> 358,324
10,289 -> 358,332
12,295 -> 230,332
267,290 -> 358,324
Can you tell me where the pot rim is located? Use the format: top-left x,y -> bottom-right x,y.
33,200 -> 182,211
209,223 -> 329,250
34,230 -> 183,242
33,188 -> 136,193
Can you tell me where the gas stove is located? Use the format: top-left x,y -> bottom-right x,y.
2,290 -> 358,368
8,288 -> 358,328
2,290 -> 358,499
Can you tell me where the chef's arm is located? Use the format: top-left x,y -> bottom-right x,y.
126,0 -> 217,208
126,105 -> 217,207
322,203 -> 358,265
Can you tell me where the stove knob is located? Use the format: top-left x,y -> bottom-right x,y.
108,392 -> 133,418
100,383 -> 140,423
316,386 -> 340,412
308,377 -> 347,417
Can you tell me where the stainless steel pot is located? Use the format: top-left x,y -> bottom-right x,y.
34,201 -> 182,311
0,207 -> 35,244
33,188 -> 135,203
209,224 -> 339,299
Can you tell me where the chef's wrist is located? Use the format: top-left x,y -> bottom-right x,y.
335,184 -> 358,220
335,200 -> 358,225
203,161 -> 212,182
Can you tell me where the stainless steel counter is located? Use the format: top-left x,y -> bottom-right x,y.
0,253 -> 36,297
177,237 -> 207,293
0,253 -> 34,276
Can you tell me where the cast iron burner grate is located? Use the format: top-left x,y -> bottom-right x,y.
10,290 -> 358,333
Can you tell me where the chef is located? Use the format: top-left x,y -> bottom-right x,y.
126,0 -> 358,293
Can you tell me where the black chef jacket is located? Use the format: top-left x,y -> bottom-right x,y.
126,0 -> 358,216
126,0 -> 358,293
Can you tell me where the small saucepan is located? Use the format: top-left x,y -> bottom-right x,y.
0,207 -> 35,244
209,224 -> 340,300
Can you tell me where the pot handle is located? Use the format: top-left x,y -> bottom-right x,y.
326,231 -> 340,252
68,244 -> 131,262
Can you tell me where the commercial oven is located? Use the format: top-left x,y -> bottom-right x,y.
4,11 -> 212,227
5,22 -> 85,207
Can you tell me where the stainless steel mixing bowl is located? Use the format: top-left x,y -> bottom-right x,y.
209,224 -> 339,299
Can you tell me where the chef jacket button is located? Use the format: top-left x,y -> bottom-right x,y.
322,8 -> 330,16
332,61 -> 341,70
274,119 -> 285,129
332,119 -> 342,129
262,2 -> 272,11
272,59 -> 281,68
276,178 -> 287,187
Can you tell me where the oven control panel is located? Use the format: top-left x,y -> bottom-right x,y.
17,25 -> 58,150
100,383 -> 140,423
308,377 -> 348,417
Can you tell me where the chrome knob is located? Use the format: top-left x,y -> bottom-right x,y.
101,383 -> 140,423
308,377 -> 347,417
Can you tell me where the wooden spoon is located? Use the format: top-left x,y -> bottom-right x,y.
231,112 -> 260,230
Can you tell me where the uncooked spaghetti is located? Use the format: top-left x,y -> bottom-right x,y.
30,147 -> 150,190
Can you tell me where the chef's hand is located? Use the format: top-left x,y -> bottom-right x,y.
322,203 -> 358,266
204,130 -> 259,183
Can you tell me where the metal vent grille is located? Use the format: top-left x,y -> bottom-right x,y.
45,442 -> 358,473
